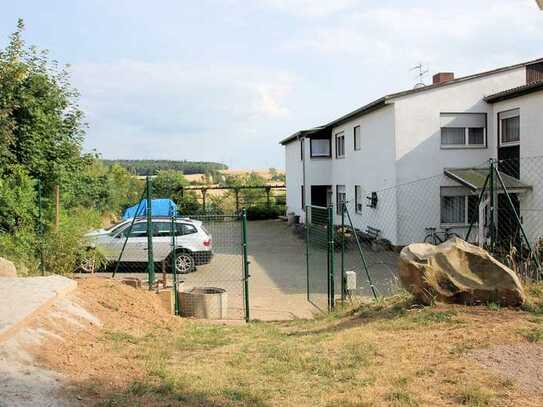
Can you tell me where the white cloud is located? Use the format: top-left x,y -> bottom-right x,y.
70,60 -> 295,165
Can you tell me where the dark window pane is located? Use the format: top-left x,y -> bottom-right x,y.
441,196 -> 465,224
502,116 -> 520,143
468,128 -> 485,145
467,195 -> 479,224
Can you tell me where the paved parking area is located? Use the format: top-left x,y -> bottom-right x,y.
87,219 -> 400,321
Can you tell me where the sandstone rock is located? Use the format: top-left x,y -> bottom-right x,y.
399,238 -> 525,306
0,257 -> 17,277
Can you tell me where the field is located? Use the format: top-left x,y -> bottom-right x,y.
24,278 -> 543,407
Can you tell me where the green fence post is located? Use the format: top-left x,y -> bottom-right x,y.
489,159 -> 496,251
37,179 -> 45,276
146,176 -> 155,289
494,166 -> 542,278
341,202 -> 346,304
113,187 -> 147,278
171,215 -> 180,316
305,205 -> 310,302
327,205 -> 335,312
242,208 -> 250,322
344,206 -> 378,300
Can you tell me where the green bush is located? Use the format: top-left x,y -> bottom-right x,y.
41,207 -> 103,275
246,206 -> 283,221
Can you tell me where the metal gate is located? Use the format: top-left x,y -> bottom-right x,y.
305,205 -> 335,312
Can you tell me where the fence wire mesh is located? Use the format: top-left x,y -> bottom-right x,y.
306,205 -> 333,312
320,155 -> 543,308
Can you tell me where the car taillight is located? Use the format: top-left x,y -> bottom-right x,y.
203,239 -> 211,247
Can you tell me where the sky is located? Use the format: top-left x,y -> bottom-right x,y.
0,0 -> 542,169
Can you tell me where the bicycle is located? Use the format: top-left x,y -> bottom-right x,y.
424,227 -> 461,245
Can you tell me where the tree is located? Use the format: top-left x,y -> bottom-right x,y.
0,19 -> 85,189
152,170 -> 188,200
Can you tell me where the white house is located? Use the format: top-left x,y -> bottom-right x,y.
281,58 -> 543,246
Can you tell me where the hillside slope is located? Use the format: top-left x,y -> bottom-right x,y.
24,279 -> 543,406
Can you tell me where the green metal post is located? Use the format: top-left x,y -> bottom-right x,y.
489,159 -> 496,251
146,176 -> 155,289
113,186 -> 147,278
171,216 -> 180,315
305,205 -> 310,302
345,206 -> 378,300
341,202 -> 346,303
37,179 -> 45,276
494,167 -> 542,277
327,206 -> 335,311
242,208 -> 250,322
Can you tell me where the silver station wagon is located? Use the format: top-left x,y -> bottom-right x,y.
85,217 -> 213,274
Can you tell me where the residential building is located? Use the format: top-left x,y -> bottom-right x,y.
281,58 -> 543,246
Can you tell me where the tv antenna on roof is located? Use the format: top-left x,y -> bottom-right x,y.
410,63 -> 428,88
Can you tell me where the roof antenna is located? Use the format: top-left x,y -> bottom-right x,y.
410,63 -> 428,89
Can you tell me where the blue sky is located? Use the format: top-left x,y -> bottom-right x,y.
1,0 -> 542,169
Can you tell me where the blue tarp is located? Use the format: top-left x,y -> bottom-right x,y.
122,199 -> 177,220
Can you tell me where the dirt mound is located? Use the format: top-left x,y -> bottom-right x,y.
30,277 -> 183,393
73,277 -> 174,329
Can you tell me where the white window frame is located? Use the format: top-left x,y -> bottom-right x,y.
440,193 -> 479,227
336,185 -> 346,214
335,132 -> 345,158
499,109 -> 520,147
440,127 -> 487,149
354,126 -> 361,151
354,185 -> 363,214
310,138 -> 331,158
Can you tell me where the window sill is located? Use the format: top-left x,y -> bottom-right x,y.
499,142 -> 520,148
440,145 -> 487,150
310,156 -> 332,160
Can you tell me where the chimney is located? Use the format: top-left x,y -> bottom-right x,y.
432,72 -> 455,85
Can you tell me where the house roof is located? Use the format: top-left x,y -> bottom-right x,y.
483,80 -> 543,103
444,168 -> 532,193
280,57 -> 543,145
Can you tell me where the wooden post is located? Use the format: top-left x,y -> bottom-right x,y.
266,187 -> 271,209
235,188 -> 240,214
55,184 -> 60,232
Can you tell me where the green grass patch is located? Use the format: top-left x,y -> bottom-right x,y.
385,389 -> 419,406
522,327 -> 543,343
175,324 -> 233,351
456,386 -> 493,406
411,310 -> 459,325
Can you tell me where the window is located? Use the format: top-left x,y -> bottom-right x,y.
440,113 -> 486,148
441,128 -> 466,146
440,188 -> 479,225
468,127 -> 485,145
310,138 -> 331,157
336,185 -> 346,214
153,222 -> 172,237
355,185 -> 363,213
354,126 -> 361,151
300,138 -> 304,160
335,132 -> 345,158
499,109 -> 520,146
178,224 -> 197,236
125,222 -> 148,238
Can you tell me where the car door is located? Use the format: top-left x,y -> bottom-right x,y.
152,221 -> 173,262
175,223 -> 200,251
121,222 -> 149,262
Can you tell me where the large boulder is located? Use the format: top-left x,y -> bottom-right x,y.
0,257 -> 17,277
399,238 -> 525,306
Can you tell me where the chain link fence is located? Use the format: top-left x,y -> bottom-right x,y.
305,155 -> 543,311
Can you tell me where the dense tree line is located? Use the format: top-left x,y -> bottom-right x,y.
102,159 -> 228,176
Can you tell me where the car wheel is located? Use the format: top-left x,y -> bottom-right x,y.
175,252 -> 195,274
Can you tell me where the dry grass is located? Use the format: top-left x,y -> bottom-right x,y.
32,278 -> 543,406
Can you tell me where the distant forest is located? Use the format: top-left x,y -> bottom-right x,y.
102,160 -> 229,175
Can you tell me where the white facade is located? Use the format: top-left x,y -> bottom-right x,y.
283,59 -> 543,246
